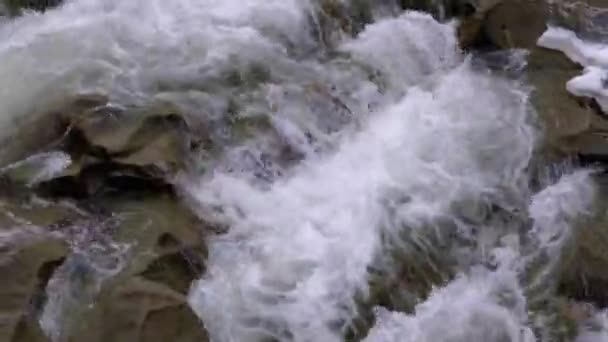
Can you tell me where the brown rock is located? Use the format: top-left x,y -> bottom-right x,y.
483,0 -> 549,49
0,231 -> 67,342
527,49 -> 592,143
139,305 -> 208,342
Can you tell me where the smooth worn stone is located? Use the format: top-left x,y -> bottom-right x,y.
139,305 -> 208,342
42,276 -> 199,342
0,230 -> 67,342
70,107 -> 190,172
140,248 -> 206,295
483,0 -> 548,49
482,1 -> 608,50
527,52 -> 592,142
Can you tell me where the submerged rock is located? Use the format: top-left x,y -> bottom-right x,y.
0,229 -> 68,342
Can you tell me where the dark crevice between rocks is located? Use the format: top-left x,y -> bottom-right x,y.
59,126 -> 112,161
157,233 -> 182,251
35,162 -> 172,200
400,0 -> 476,20
588,98 -> 608,119
32,104 -> 186,201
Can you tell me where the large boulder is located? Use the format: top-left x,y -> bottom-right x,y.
482,0 -> 608,50
0,188 -> 210,342
0,93 -> 215,341
457,0 -> 608,160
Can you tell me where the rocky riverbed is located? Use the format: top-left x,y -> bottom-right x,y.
2,0 -> 608,341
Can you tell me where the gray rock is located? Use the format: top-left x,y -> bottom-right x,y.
3,0 -> 63,15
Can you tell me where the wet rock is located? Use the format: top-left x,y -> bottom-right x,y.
100,194 -> 207,264
139,305 -> 208,342
0,152 -> 71,188
482,0 -> 549,50
66,105 -> 191,173
43,275 -> 204,342
481,1 -> 607,50
9,317 -> 49,342
3,0 -> 63,15
457,17 -> 484,50
527,49 -> 593,144
1,95 -> 192,181
0,97 -> 209,341
0,112 -> 68,169
0,94 -> 107,167
0,230 -> 68,342
561,132 -> 608,163
140,248 -> 206,295
36,162 -> 172,200
557,208 -> 608,309
2,193 -> 208,342
0,2 -> 8,17
456,0 -> 608,160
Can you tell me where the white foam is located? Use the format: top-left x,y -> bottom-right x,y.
529,169 -> 596,250
341,12 -> 459,94
363,270 -> 534,342
362,169 -> 597,342
1,1 -> 600,341
538,26 -> 608,112
567,67 -> 608,112
538,27 -> 608,67
186,13 -> 535,341
0,0 -> 315,154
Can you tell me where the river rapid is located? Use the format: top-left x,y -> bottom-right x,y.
0,1 -> 604,341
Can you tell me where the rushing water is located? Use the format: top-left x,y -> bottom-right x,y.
0,1 -> 602,342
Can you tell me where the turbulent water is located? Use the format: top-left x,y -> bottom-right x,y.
0,0 -> 602,341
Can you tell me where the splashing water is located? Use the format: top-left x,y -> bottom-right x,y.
0,1 -> 601,342
183,6 -> 564,342
363,270 -> 534,342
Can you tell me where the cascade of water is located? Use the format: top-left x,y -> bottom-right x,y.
0,1 -> 600,341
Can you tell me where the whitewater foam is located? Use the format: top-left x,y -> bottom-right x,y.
0,1 -> 602,341
538,26 -> 608,112
185,11 -> 537,341
363,270 -> 534,342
